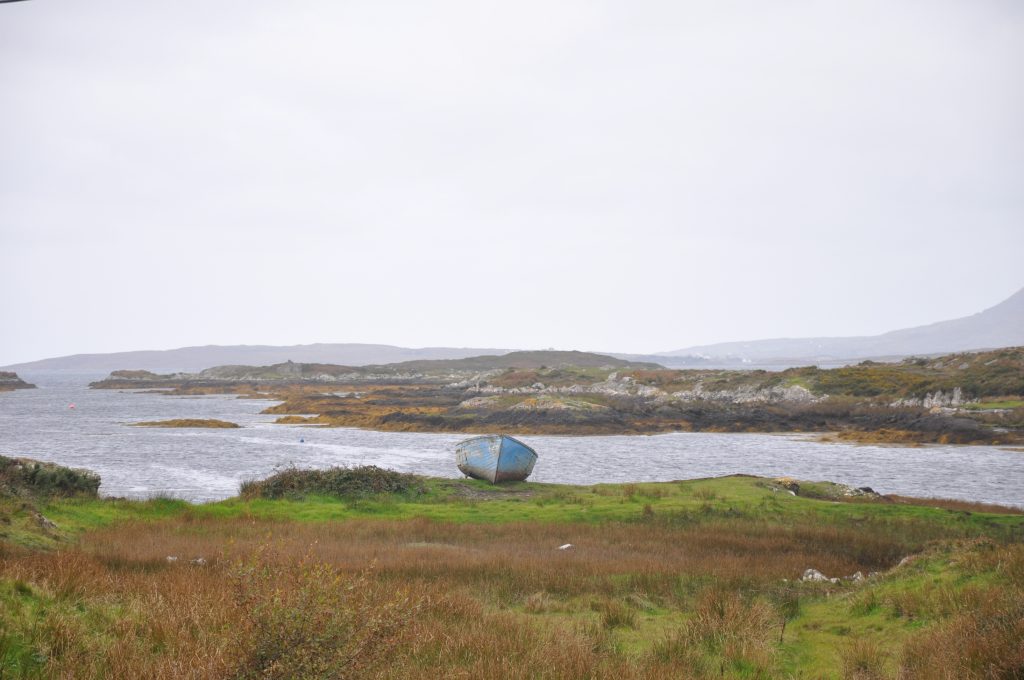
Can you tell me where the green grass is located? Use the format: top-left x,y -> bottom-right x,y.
41,496 -> 189,530
20,476 -> 1022,547
3,474 -> 1023,678
964,400 -> 1024,410
778,540 -> 1014,678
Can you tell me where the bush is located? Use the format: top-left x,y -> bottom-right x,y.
0,456 -> 100,499
240,465 -> 426,500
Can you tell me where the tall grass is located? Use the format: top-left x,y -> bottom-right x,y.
899,592 -> 1024,679
653,588 -> 778,676
231,547 -> 415,679
2,513 -> 1022,678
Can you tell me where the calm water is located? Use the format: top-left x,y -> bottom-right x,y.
1,372 -> 1022,505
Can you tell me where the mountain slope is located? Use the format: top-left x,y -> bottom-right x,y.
661,286 -> 1024,362
2,343 -> 513,373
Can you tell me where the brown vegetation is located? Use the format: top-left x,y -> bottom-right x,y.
882,495 -> 1024,515
4,513 -> 1022,679
89,348 -> 1024,442
3,463 -> 1024,679
130,419 -> 241,428
0,515 -> 913,678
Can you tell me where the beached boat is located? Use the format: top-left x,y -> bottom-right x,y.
455,434 -> 538,483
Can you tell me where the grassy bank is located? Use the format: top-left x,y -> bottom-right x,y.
2,472 -> 1022,678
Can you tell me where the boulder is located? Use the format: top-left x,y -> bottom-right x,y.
801,568 -> 829,582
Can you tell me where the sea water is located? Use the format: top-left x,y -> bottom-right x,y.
1,372 -> 1021,505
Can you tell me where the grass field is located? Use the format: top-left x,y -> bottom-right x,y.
1,472 -> 1022,678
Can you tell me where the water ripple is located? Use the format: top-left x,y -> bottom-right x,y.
1,372 -> 1021,505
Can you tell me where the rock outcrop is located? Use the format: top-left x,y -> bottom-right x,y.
475,375 -> 821,406
891,387 -> 967,409
0,371 -> 35,391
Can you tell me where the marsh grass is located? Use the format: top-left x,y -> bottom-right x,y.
653,589 -> 778,676
898,593 -> 1024,679
594,598 -> 638,629
883,495 -> 1024,515
231,547 -> 416,679
2,525 -> 1023,679
1,513 -> 897,678
839,638 -> 888,679
2,475 -> 1023,678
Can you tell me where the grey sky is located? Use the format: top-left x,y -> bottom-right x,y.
2,0 -> 1022,365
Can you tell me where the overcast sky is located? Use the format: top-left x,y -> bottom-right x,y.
1,0 -> 1022,364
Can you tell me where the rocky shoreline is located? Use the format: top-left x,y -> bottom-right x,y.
89,348 -> 1024,444
0,371 -> 35,392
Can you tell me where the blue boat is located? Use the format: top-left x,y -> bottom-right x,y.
455,434 -> 538,483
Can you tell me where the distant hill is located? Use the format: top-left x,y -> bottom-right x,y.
90,351 -> 663,387
10,287 -> 1022,373
2,343 -> 513,373
660,286 -> 1024,364
383,350 -> 662,372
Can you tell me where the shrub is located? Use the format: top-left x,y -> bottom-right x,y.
240,465 -> 426,500
0,456 -> 100,499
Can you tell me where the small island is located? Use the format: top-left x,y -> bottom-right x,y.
0,371 -> 36,392
130,419 -> 241,428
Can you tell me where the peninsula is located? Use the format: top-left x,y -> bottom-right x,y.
91,347 -> 1024,444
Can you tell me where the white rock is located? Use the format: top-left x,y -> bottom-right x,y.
801,568 -> 830,582
557,544 -> 573,551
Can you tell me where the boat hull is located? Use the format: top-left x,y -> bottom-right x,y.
455,434 -> 537,483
